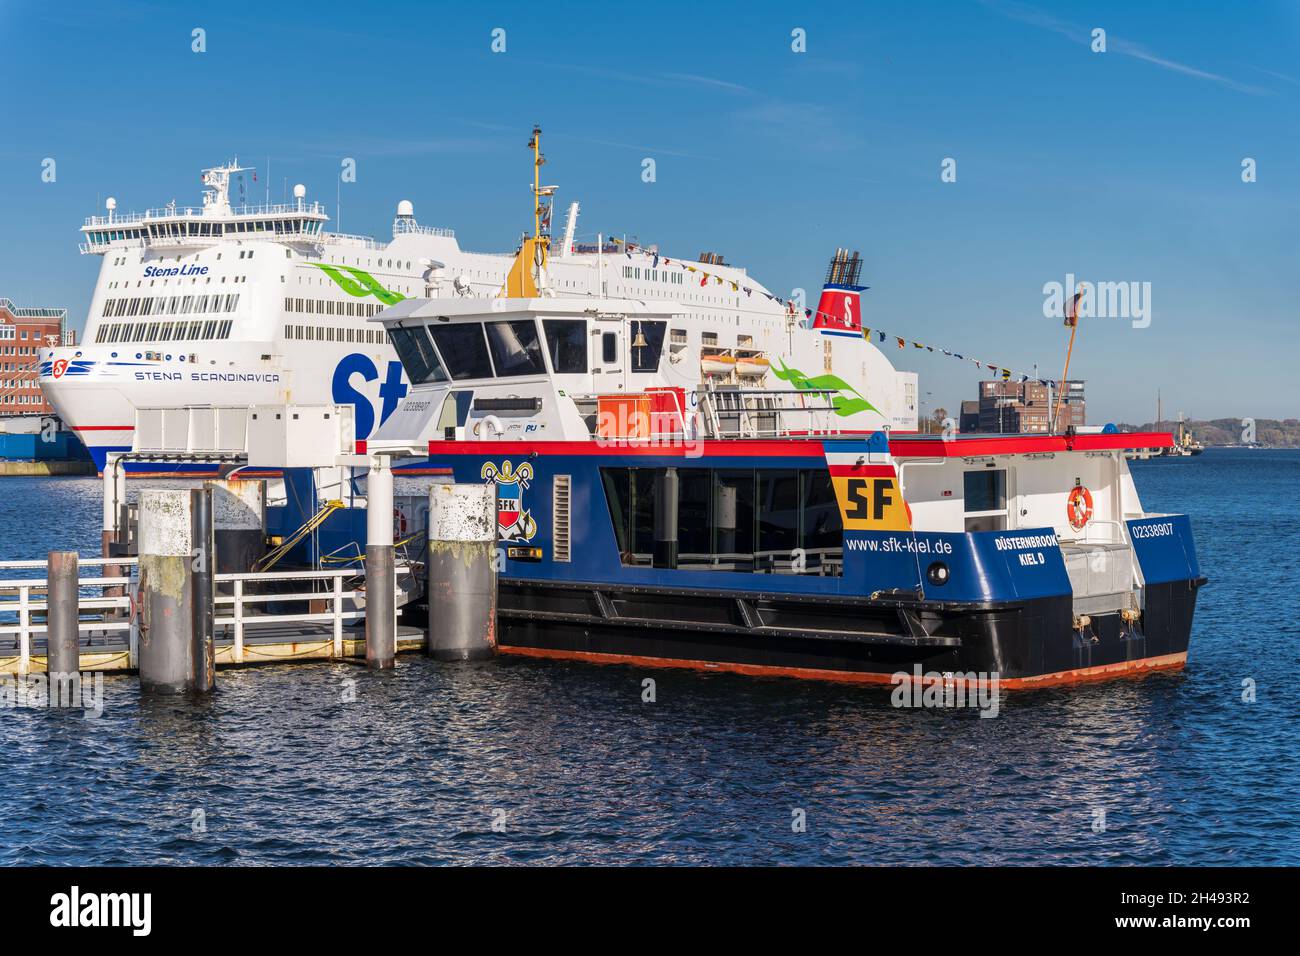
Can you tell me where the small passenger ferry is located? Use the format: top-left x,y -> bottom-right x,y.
357,132 -> 1206,689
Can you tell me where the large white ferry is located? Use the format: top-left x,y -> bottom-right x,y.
41,141 -> 918,474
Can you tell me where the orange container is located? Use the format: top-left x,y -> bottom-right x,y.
596,394 -> 651,439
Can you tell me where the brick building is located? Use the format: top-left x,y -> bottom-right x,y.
966,378 -> 1085,434
0,298 -> 74,415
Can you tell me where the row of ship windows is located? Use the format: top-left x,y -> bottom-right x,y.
620,266 -> 685,284
101,294 -> 241,318
284,297 -> 383,317
87,220 -> 324,245
94,320 -> 235,343
284,325 -> 387,344
110,249 -> 264,267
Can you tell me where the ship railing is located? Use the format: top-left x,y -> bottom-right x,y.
392,220 -> 456,238
0,557 -> 138,676
698,387 -> 843,439
570,386 -> 845,441
317,232 -> 387,250
83,201 -> 327,227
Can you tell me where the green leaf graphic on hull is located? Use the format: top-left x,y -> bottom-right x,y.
310,263 -> 406,306
771,358 -> 878,417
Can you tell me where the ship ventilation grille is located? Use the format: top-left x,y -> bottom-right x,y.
552,475 -> 572,562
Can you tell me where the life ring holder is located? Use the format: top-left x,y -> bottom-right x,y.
1067,485 -> 1094,531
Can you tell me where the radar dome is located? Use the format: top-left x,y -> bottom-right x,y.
293,183 -> 306,199
397,199 -> 414,217
106,197 -> 117,210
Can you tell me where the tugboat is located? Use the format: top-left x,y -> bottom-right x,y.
362,130 -> 1205,689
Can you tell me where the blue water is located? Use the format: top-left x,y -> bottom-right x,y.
1,449 -> 1296,865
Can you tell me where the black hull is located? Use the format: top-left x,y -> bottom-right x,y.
495,577 -> 1205,688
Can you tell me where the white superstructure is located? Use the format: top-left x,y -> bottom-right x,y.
41,156 -> 917,472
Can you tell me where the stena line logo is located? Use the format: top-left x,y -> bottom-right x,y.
49,885 -> 151,936
143,264 -> 208,278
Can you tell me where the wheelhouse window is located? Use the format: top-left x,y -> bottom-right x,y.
601,466 -> 843,574
388,325 -> 448,384
430,323 -> 494,380
543,319 -> 587,373
485,319 -> 546,377
964,468 -> 1008,532
629,320 -> 666,372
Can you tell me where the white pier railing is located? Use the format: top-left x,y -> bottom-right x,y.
0,558 -> 138,676
0,559 -> 413,674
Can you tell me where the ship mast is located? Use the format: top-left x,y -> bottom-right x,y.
503,126 -> 556,297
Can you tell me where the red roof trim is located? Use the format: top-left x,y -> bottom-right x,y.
1067,431 -> 1173,451
891,431 -> 1174,458
426,440 -> 829,458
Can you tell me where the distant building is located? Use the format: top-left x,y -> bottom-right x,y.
0,298 -> 73,416
965,378 -> 1084,433
959,400 -> 980,433
975,379 -> 1050,433
1050,379 -> 1086,430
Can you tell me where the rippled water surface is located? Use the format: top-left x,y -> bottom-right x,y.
1,450 -> 1296,865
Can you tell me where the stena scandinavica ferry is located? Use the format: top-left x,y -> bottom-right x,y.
353,128 -> 1206,689
41,150 -> 867,474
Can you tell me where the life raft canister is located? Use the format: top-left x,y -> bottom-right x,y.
1067,485 -> 1093,531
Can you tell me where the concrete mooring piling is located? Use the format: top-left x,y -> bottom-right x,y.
137,489 -> 215,694
206,478 -> 266,579
426,483 -> 498,662
190,488 -> 216,693
46,550 -> 80,698
365,456 -> 396,670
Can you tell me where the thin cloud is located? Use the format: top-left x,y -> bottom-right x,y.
659,72 -> 753,94
979,0 -> 1271,96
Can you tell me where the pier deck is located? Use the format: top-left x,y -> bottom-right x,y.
0,621 -> 427,674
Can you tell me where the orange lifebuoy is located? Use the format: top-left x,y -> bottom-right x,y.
1067,485 -> 1093,531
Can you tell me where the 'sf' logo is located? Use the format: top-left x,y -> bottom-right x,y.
51,359 -> 69,378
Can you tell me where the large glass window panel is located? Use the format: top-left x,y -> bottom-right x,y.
757,469 -> 799,571
485,319 -> 546,377
629,320 -> 666,373
388,325 -> 447,384
542,319 -> 587,373
964,469 -> 1006,513
677,468 -> 713,569
713,470 -> 755,571
430,324 -> 494,380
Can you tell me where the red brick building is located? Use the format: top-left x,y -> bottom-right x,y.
969,379 -> 1085,434
0,298 -> 74,416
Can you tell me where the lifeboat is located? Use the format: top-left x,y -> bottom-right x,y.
701,350 -> 736,376
736,353 -> 769,378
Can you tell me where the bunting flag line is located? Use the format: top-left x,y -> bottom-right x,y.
611,244 -> 1049,386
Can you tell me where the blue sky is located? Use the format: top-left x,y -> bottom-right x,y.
0,0 -> 1295,424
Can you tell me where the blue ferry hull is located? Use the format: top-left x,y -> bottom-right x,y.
413,438 -> 1204,689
